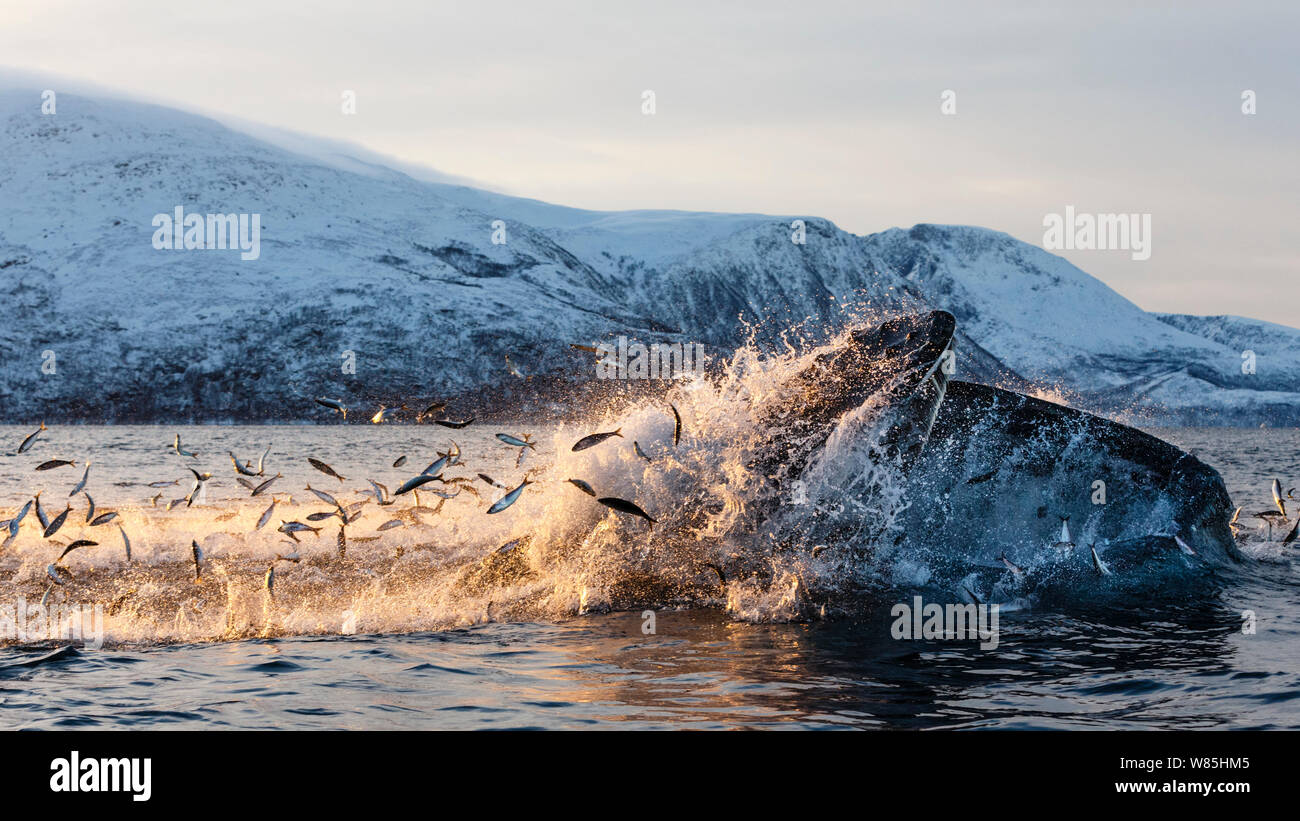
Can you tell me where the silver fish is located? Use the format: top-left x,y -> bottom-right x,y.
172,433 -> 198,459
191,541 -> 204,581
392,455 -> 407,468
487,480 -> 533,514
118,525 -> 132,562
315,397 -> 348,419
252,473 -> 282,496
307,458 -> 346,482
368,479 -> 392,506
34,491 -> 49,529
43,504 -> 71,538
396,473 -> 442,495
83,492 -> 95,523
1272,478 -> 1286,518
377,519 -> 404,531
496,433 -> 534,449
18,422 -> 45,454
634,441 -> 652,462
58,540 -> 97,561
422,455 -> 450,477
1090,544 -> 1112,577
256,499 -> 278,531
478,474 -> 508,490
229,451 -> 259,476
69,463 -> 91,497
670,404 -> 682,447
89,511 -> 118,527
567,478 -> 597,497
35,459 -> 75,471
305,484 -> 340,508
571,428 -> 622,452
264,564 -> 276,598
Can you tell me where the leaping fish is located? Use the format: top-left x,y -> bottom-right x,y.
596,497 -> 656,524
69,463 -> 91,497
496,433 -> 535,450
1272,479 -> 1287,518
395,473 -> 443,495
315,397 -> 348,420
251,473 -> 282,496
371,405 -> 404,424
416,402 -> 446,423
304,484 -> 340,508
118,524 -> 132,562
35,459 -> 75,471
571,428 -> 622,452
43,504 -> 72,539
172,433 -> 198,459
17,422 -> 45,454
57,540 -> 97,562
34,491 -> 49,529
486,479 -> 533,514
1282,517 -> 1299,547
434,417 -> 474,429
307,458 -> 346,482
1090,544 -> 1112,577
670,404 -> 682,447
229,451 -> 260,476
256,499 -> 278,531
1051,516 -> 1074,549
566,478 -> 597,497
999,553 -> 1025,579
633,441 -> 652,462
191,541 -> 204,581
478,474 -> 508,490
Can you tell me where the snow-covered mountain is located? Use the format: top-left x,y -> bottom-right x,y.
1,81 -> 1296,424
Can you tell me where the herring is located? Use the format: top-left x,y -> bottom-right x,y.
486,479 -> 533,514
596,497 -> 656,524
18,422 -> 45,454
172,433 -> 199,459
256,499 -> 278,530
69,462 -> 91,497
496,433 -> 535,449
566,478 -> 597,497
571,428 -> 622,452
307,458 -> 346,482
315,397 -> 348,420
35,459 -> 75,471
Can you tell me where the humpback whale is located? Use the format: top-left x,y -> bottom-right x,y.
460,309 -> 1239,613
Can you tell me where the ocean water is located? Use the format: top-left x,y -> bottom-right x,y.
1,423 -> 1298,730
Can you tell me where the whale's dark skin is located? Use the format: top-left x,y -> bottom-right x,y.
900,380 -> 1240,574
752,309 -> 956,491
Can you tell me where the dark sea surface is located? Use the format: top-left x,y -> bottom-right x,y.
1,425 -> 1297,729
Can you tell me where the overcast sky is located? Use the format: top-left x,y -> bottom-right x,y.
3,1 -> 1296,325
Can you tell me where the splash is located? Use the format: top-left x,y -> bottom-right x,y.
1,309 -> 931,645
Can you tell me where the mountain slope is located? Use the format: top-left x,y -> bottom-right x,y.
1,83 -> 1296,424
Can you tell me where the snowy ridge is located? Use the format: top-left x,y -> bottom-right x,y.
0,81 -> 1296,424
